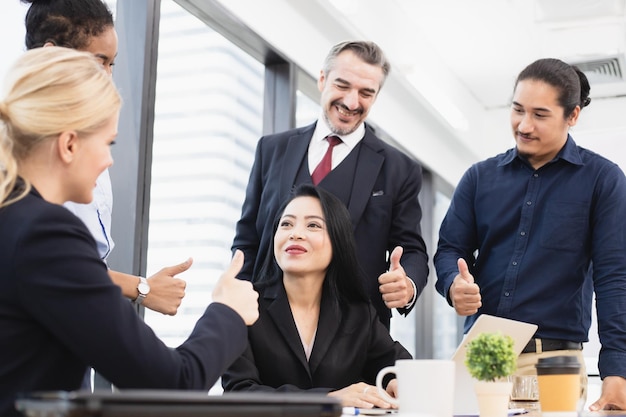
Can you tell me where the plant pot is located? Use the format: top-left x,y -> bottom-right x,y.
474,381 -> 513,417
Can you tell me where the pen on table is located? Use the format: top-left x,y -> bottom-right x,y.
343,406 -> 360,415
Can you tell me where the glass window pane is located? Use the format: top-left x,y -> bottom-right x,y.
144,0 -> 264,347
296,90 -> 319,127
432,191 -> 458,359
105,0 -> 116,18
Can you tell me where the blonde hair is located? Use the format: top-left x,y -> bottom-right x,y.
0,46 -> 121,207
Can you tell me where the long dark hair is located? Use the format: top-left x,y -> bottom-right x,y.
256,184 -> 369,306
514,58 -> 591,118
22,0 -> 114,50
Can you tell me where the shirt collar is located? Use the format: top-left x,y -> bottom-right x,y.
499,134 -> 583,167
312,112 -> 366,147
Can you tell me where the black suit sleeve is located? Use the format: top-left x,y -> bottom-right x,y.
14,205 -> 248,390
390,159 -> 429,316
231,137 -> 265,281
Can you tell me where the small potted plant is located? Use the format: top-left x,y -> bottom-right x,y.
465,332 -> 517,417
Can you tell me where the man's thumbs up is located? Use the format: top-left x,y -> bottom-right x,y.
378,246 -> 414,309
449,258 -> 481,316
389,246 -> 403,272
457,258 -> 474,283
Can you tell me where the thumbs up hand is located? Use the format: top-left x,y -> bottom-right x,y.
212,250 -> 259,325
378,246 -> 415,309
449,258 -> 481,316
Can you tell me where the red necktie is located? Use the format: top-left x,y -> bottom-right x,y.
311,135 -> 342,185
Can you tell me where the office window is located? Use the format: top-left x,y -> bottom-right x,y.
431,190 -> 459,358
144,0 -> 264,346
105,0 -> 116,16
296,90 -> 319,127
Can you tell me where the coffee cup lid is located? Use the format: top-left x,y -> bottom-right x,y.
535,355 -> 580,375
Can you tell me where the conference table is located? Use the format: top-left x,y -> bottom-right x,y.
14,389 -> 626,417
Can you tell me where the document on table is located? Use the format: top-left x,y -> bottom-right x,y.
342,406 -> 527,416
454,408 -> 529,417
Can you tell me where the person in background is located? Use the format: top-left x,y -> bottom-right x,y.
22,0 -> 187,315
232,40 -> 429,329
0,46 -> 259,417
223,184 -> 411,409
434,58 -> 626,410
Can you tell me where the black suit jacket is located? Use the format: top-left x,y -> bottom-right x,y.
221,280 -> 412,392
0,187 -> 247,417
233,122 -> 429,327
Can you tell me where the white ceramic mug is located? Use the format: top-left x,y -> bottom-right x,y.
376,359 -> 455,417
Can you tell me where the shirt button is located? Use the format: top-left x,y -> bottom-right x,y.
504,292 -> 510,297
526,201 -> 532,205
520,231 -> 526,236
512,261 -> 518,266
534,173 -> 539,178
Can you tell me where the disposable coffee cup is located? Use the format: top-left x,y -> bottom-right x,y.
535,356 -> 580,412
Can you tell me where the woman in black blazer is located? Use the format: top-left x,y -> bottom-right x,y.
222,184 -> 411,409
0,47 -> 258,417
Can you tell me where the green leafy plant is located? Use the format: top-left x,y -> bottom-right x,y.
465,332 -> 517,382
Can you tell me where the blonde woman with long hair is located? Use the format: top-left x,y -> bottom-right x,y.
0,47 -> 258,417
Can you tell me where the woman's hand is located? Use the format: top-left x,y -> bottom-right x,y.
385,378 -> 399,398
328,382 -> 396,409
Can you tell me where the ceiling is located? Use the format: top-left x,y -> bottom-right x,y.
396,0 -> 626,109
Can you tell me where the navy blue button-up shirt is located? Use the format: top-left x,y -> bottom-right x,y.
435,136 -> 626,378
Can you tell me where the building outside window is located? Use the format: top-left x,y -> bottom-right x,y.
144,0 -> 264,347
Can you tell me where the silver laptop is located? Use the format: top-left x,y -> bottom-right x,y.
451,314 -> 538,415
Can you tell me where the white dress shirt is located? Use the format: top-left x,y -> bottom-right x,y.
307,114 -> 365,174
63,169 -> 114,261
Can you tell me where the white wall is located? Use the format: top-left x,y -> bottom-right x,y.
0,2 -> 28,83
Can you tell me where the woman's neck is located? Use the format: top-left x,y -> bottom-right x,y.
18,164 -> 64,204
18,141 -> 67,204
283,272 -> 324,308
284,272 -> 324,347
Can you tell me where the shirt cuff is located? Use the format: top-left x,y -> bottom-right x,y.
404,277 -> 417,308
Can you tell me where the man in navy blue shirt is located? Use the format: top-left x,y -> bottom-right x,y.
435,58 -> 626,410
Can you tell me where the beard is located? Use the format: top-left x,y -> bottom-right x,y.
323,104 -> 362,136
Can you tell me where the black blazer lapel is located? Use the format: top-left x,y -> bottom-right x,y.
308,286 -> 342,375
347,128 -> 384,227
278,123 -> 316,205
264,281 -> 312,377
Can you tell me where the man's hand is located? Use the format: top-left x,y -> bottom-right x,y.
212,250 -> 259,325
144,258 -> 191,315
449,258 -> 481,316
589,376 -> 626,411
378,246 -> 414,309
